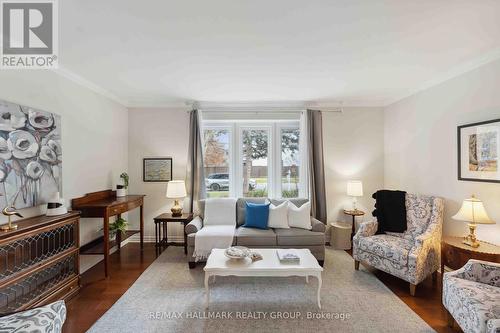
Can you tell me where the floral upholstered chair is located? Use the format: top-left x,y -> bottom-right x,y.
353,193 -> 444,296
443,260 -> 500,333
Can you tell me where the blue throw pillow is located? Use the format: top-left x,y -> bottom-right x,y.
243,202 -> 270,229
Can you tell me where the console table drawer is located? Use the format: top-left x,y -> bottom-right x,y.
108,199 -> 142,216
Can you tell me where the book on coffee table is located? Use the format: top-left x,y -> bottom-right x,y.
276,249 -> 300,263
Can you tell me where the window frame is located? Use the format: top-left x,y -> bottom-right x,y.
202,120 -> 301,199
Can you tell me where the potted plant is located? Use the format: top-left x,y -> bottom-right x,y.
117,172 -> 129,197
107,217 -> 128,241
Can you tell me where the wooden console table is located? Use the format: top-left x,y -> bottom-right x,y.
72,190 -> 145,278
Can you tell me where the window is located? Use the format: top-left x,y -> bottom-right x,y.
241,128 -> 269,197
202,119 -> 303,199
203,128 -> 231,198
280,128 -> 300,198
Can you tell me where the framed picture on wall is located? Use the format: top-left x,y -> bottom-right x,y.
458,118 -> 500,183
143,157 -> 173,182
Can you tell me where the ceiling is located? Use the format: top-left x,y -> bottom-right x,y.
59,0 -> 500,107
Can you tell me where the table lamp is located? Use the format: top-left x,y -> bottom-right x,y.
452,195 -> 495,248
347,180 -> 363,211
166,180 -> 186,217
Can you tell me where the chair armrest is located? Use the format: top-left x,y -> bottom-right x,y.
448,259 -> 500,287
311,217 -> 326,233
354,219 -> 378,238
487,319 -> 500,333
185,216 -> 203,235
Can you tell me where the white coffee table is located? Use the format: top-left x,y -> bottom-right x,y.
203,248 -> 323,308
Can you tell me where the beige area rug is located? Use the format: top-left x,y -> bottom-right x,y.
87,247 -> 434,333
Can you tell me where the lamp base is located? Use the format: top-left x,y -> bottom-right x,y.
171,199 -> 183,217
0,223 -> 17,232
463,223 -> 480,248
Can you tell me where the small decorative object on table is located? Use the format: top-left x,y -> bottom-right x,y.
452,195 -> 495,248
248,251 -> 263,262
276,249 -> 300,263
224,246 -> 250,259
166,180 -> 186,217
1,206 -> 22,231
46,192 -> 68,216
117,172 -> 129,197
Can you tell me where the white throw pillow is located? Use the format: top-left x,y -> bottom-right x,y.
288,201 -> 312,230
204,198 -> 237,226
267,202 -> 289,229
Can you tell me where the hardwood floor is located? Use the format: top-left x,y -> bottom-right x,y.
64,243 -> 457,333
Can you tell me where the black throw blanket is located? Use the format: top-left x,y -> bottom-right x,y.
372,190 -> 407,234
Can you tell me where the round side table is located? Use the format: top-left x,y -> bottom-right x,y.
330,222 -> 352,250
441,236 -> 500,274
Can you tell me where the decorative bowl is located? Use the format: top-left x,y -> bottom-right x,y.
224,246 -> 250,259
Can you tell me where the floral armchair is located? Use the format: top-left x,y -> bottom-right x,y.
353,193 -> 444,296
443,260 -> 500,333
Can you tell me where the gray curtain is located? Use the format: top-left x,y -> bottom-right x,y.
186,109 -> 206,214
307,109 -> 327,223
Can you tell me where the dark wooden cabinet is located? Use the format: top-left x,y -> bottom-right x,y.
0,212 -> 81,315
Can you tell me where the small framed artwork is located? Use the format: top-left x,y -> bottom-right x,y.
143,157 -> 173,182
458,118 -> 500,183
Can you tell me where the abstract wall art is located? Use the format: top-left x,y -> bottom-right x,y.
0,99 -> 62,208
458,118 -> 500,183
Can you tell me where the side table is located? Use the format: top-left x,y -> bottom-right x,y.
343,209 -> 365,239
330,222 -> 352,250
441,236 -> 500,275
153,213 -> 193,254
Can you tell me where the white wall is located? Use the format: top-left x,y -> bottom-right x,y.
0,70 -> 128,245
384,58 -> 500,245
127,108 -> 190,241
128,107 -> 385,241
323,108 -> 385,227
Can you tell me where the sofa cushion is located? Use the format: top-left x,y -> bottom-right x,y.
271,198 -> 308,208
236,198 -> 268,226
357,234 -> 413,267
187,233 -> 237,247
236,226 -> 277,246
204,198 -> 237,226
243,202 -> 270,229
274,228 -> 325,246
443,275 -> 500,333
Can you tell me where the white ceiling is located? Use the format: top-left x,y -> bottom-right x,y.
59,0 -> 500,107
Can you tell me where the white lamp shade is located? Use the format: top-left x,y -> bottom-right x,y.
347,181 -> 363,197
452,197 -> 495,224
166,180 -> 187,198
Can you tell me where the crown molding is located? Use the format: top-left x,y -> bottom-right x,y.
384,47 -> 500,107
53,66 -> 128,106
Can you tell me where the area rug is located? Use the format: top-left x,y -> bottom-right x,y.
87,247 -> 434,333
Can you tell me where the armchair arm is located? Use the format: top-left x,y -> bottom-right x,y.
408,225 -> 441,284
185,216 -> 203,235
311,217 -> 326,233
448,259 -> 500,287
487,319 -> 500,333
354,219 -> 378,238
